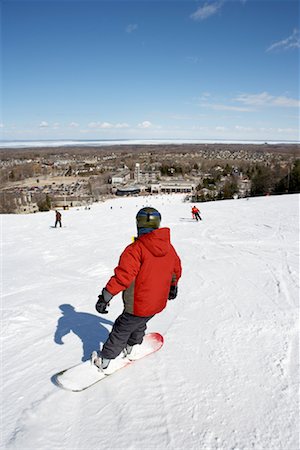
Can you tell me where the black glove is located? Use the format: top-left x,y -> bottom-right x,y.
95,295 -> 110,314
95,288 -> 113,314
168,285 -> 178,300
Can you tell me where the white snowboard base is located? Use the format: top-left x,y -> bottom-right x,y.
54,332 -> 163,392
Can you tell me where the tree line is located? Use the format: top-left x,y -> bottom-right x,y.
193,160 -> 300,202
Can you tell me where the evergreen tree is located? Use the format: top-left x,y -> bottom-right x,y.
223,179 -> 238,199
275,160 -> 300,193
250,166 -> 273,196
289,160 -> 300,192
37,194 -> 52,212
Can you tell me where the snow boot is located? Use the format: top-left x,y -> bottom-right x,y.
125,343 -> 144,360
91,351 -> 111,372
124,344 -> 133,356
101,357 -> 111,370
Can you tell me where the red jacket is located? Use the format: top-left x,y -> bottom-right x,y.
105,228 -> 182,317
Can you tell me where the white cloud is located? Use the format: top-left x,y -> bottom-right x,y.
195,92 -> 253,111
88,122 -> 99,129
138,121 -> 152,129
190,2 -> 222,21
87,121 -> 129,129
126,24 -> 138,33
87,121 -> 113,129
200,92 -> 211,99
276,128 -> 297,134
0,123 -> 4,128
258,127 -> 298,135
115,123 -> 130,128
69,122 -> 79,128
39,121 -> 49,128
169,114 -> 206,120
186,56 -> 200,64
199,101 -> 253,112
235,92 -> 273,106
100,122 -> 113,129
272,96 -> 300,108
235,125 -> 253,131
235,92 -> 300,108
191,125 -> 208,131
266,29 -> 300,52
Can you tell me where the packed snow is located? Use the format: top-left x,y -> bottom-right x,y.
1,193 -> 299,450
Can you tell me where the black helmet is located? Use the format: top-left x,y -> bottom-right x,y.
136,207 -> 161,230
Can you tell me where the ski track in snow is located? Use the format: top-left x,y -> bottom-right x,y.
1,193 -> 299,450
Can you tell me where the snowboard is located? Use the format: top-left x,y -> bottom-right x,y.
54,332 -> 164,392
50,226 -> 66,228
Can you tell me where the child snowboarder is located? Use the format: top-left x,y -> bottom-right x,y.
191,205 -> 202,221
94,206 -> 182,373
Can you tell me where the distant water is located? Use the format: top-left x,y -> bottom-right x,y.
0,138 -> 299,149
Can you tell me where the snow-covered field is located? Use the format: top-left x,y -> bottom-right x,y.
1,194 -> 299,450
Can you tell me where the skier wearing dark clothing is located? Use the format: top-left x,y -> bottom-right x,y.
55,210 -> 62,228
95,207 -> 182,372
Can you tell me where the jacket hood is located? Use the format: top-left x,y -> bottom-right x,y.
138,227 -> 171,257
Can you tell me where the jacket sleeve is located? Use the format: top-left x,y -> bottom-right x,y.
105,243 -> 142,296
171,248 -> 182,286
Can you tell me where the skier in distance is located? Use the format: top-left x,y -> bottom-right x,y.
94,206 -> 182,373
55,210 -> 62,228
192,205 -> 202,221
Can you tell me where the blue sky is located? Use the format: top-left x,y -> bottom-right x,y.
1,0 -> 299,141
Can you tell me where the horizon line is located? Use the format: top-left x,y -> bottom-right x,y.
0,137 -> 299,149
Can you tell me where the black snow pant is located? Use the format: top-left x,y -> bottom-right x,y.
101,311 -> 153,359
55,220 -> 62,227
195,212 -> 202,221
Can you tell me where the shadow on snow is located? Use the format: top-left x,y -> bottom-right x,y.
54,304 -> 113,362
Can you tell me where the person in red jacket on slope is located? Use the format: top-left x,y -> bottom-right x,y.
94,206 -> 182,372
192,205 -> 202,221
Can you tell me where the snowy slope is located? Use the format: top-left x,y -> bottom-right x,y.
1,194 -> 299,450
